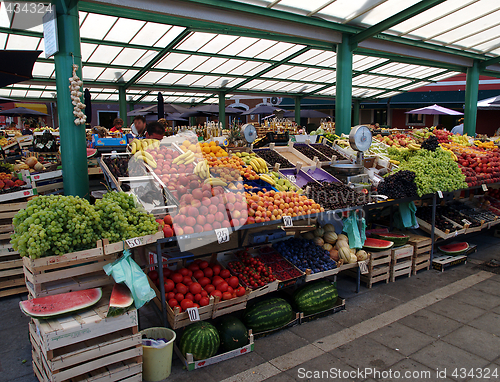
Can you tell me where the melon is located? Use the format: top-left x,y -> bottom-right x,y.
302,232 -> 315,240
339,247 -> 351,263
293,280 -> 338,315
87,148 -> 97,158
313,237 -> 324,247
243,298 -> 294,333
324,232 -> 338,244
356,250 -> 368,261
323,224 -> 335,233
107,283 -> 134,317
180,322 -> 220,360
329,249 -> 339,261
20,288 -> 102,319
372,233 -> 409,247
337,234 -> 348,242
323,243 -> 333,251
439,242 -> 469,255
313,227 -> 324,237
335,240 -> 349,250
349,253 -> 357,264
363,237 -> 393,251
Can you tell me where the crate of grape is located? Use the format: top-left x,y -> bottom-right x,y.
258,246 -> 304,288
272,238 -> 337,283
292,143 -> 330,164
416,206 -> 466,240
310,143 -> 351,164
99,153 -> 151,192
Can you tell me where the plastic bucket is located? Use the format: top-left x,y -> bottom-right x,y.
140,327 -> 176,382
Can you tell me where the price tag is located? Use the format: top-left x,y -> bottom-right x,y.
283,216 -> 293,227
186,307 -> 200,322
287,175 -> 297,183
126,237 -> 143,248
462,219 -> 472,226
215,228 -> 230,244
482,184 -> 488,191
359,261 -> 369,274
437,191 -> 443,198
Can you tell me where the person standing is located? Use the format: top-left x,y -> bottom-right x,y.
451,118 -> 464,135
132,116 -> 147,138
145,121 -> 165,140
21,122 -> 33,135
109,118 -> 124,133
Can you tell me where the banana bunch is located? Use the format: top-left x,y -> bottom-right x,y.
389,159 -> 400,165
234,151 -> 258,166
133,150 -> 157,168
259,174 -> 276,186
194,160 -> 209,179
173,150 -> 195,165
130,139 -> 160,154
204,178 -> 227,187
441,147 -> 458,161
408,143 -> 421,151
249,157 -> 268,173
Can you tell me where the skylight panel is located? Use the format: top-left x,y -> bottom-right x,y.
199,35 -> 239,54
6,34 -> 39,50
104,18 -> 145,43
154,26 -> 187,48
176,32 -> 217,51
130,23 -> 172,46
87,45 -> 122,64
80,13 -> 117,40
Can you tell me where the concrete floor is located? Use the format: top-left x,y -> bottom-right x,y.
3,231 -> 500,382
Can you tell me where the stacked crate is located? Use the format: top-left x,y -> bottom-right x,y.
359,249 -> 391,288
407,234 -> 432,275
390,245 -> 413,282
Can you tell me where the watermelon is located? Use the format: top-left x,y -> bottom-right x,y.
20,288 -> 102,319
363,237 -> 393,251
293,280 -> 338,315
216,316 -> 248,352
243,298 -> 294,333
179,322 -> 220,360
439,242 -> 469,255
87,148 -> 97,158
372,233 -> 409,247
107,283 -> 134,317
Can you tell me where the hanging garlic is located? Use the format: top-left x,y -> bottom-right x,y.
69,64 -> 86,126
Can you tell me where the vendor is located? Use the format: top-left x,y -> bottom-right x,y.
21,122 -> 33,135
451,118 -> 464,135
109,118 -> 124,133
132,116 -> 147,138
146,121 -> 165,140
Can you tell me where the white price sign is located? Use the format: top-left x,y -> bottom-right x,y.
482,184 -> 488,192
287,175 -> 297,183
462,219 -> 472,226
283,216 -> 293,227
186,307 -> 200,322
126,237 -> 144,248
359,261 -> 369,274
437,191 -> 443,198
215,228 -> 230,244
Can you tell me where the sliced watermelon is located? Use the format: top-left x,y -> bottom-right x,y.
439,242 -> 469,255
372,233 -> 409,247
107,283 -> 134,317
366,228 -> 390,236
363,237 -> 394,251
87,148 -> 97,158
20,288 -> 102,319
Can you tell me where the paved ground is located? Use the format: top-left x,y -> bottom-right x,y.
3,231 -> 500,382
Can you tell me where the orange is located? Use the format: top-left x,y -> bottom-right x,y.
209,141 -> 216,147
188,144 -> 197,152
183,140 -> 191,147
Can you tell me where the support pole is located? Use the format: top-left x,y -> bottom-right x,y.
295,96 -> 302,128
219,92 -> 226,129
118,86 -> 127,125
336,35 -> 353,135
464,61 -> 479,136
53,0 -> 89,198
353,99 -> 360,126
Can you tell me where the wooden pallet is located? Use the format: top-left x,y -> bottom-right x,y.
23,242 -> 118,298
390,244 -> 413,282
30,291 -> 142,382
407,234 -> 432,275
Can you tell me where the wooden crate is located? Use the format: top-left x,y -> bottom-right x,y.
359,249 -> 391,288
407,234 -> 432,275
390,244 -> 413,282
29,292 -> 142,382
23,242 -> 118,298
212,289 -> 250,319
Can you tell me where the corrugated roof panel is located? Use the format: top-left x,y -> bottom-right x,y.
104,18 -> 145,43
80,13 -> 117,40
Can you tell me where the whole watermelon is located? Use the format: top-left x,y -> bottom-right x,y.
216,316 -> 248,352
179,322 -> 220,360
293,280 -> 338,315
243,297 -> 294,333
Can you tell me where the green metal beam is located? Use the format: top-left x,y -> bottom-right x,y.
480,56 -> 500,69
350,0 -> 446,48
464,60 -> 479,136
335,35 -> 353,135
124,29 -> 191,89
295,96 -> 302,127
219,92 -> 226,129
133,90 -> 152,104
353,99 -> 360,125
118,86 -> 127,123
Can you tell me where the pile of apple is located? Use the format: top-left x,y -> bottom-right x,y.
378,134 -> 416,148
190,259 -> 246,301
156,214 -> 175,238
433,129 -> 452,143
457,150 -> 500,186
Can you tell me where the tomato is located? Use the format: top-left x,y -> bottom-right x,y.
166,292 -> 175,301
182,276 -> 192,285
222,292 -> 233,300
187,270 -> 193,278
185,279 -> 193,286
216,281 -> 228,293
189,282 -> 202,295
227,286 -> 233,294
171,272 -> 183,284
179,268 -> 189,276
176,283 -> 188,295
180,299 -> 193,310
185,293 -> 194,301
198,277 -> 211,288
220,269 -> 231,279
164,279 -> 175,292
193,270 -> 204,280
200,290 -> 208,297
162,267 -> 171,278
227,276 -> 239,289
199,297 -> 210,307
210,290 -> 222,299
235,286 -> 246,297
194,293 -> 202,302
175,293 -> 184,302
168,298 -> 178,308
148,270 -> 158,281
212,276 -> 224,286
203,267 -> 214,278
199,260 -> 209,269
188,263 -> 200,272
192,303 -> 200,308
204,284 -> 215,294
212,264 -> 221,276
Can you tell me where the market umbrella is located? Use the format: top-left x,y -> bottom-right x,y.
488,95 -> 500,105
127,105 -> 156,116
165,113 -> 188,121
405,104 -> 463,115
477,95 -> 500,110
0,50 -> 42,87
84,89 -> 92,125
157,92 -> 164,119
0,107 -> 48,116
283,109 -> 332,119
242,104 -> 278,115
0,96 -> 17,103
191,104 -> 243,114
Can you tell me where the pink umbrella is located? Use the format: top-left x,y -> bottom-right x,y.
405,104 -> 463,115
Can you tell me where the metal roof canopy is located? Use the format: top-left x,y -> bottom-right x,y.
1,0 -> 500,103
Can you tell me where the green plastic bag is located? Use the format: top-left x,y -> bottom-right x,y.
342,211 -> 367,249
103,249 -> 156,309
394,202 -> 419,229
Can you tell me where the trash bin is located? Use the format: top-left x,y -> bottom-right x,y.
140,327 -> 176,381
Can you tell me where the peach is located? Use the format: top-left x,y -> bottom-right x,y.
188,207 -> 199,217
184,226 -> 194,234
192,188 -> 203,200
174,214 -> 186,225
173,225 -> 184,235
199,205 -> 209,216
206,214 -> 215,224
197,215 -> 206,225
208,205 -> 218,214
218,204 -> 226,213
212,221 -> 222,229
185,216 -> 197,227
194,224 -> 204,233
215,211 -> 225,222
203,223 -> 213,232
222,220 -> 231,228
